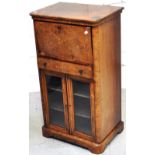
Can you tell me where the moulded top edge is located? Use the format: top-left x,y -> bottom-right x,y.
30,2 -> 124,26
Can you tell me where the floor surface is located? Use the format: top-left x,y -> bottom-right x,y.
29,90 -> 125,155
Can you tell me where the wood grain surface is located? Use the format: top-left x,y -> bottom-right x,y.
30,2 -> 123,26
31,2 -> 124,153
34,21 -> 93,65
92,13 -> 122,143
38,58 -> 93,79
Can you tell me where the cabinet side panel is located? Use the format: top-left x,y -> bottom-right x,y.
92,14 -> 121,143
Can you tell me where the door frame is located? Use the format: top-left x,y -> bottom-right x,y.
66,75 -> 95,141
39,69 -> 69,134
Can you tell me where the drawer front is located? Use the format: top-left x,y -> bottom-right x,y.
34,21 -> 93,65
38,58 -> 93,79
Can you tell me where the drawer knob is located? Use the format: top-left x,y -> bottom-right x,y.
79,69 -> 83,75
84,30 -> 88,35
43,62 -> 47,68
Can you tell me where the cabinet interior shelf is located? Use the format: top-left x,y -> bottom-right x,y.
50,109 -> 64,127
75,115 -> 91,135
46,76 -> 91,135
47,82 -> 90,99
49,109 -> 91,134
48,90 -> 90,119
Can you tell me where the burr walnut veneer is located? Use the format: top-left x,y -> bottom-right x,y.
30,2 -> 124,154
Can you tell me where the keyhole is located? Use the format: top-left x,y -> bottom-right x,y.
57,25 -> 61,33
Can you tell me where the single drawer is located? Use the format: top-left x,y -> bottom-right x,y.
34,21 -> 93,65
38,58 -> 93,79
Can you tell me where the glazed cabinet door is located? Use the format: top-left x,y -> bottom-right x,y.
67,78 -> 95,140
40,71 -> 94,137
40,71 -> 69,133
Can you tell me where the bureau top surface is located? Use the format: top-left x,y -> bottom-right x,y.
30,2 -> 123,26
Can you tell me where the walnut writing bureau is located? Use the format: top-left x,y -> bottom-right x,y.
30,2 -> 124,154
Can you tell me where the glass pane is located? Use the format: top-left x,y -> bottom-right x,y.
73,80 -> 92,135
46,75 -> 64,128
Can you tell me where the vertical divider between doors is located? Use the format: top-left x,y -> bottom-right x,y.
66,77 -> 75,134
62,77 -> 69,132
